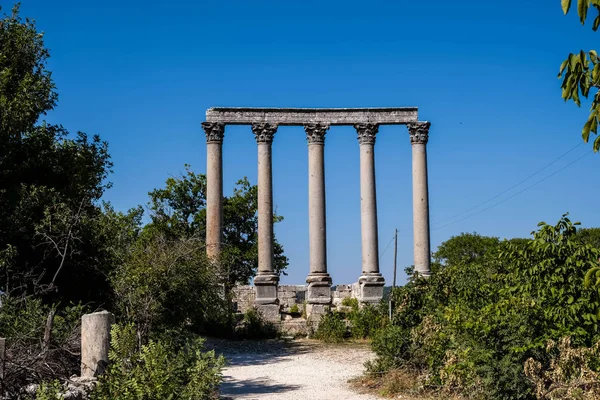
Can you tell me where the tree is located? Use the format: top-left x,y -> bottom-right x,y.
146,165 -> 288,286
558,0 -> 600,151
0,5 -> 114,306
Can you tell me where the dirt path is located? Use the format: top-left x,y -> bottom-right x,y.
206,339 -> 381,400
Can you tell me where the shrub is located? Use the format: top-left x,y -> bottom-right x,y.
314,311 -> 348,343
341,297 -> 359,309
0,296 -> 83,398
348,304 -> 386,339
365,215 -> 600,400
289,304 -> 299,314
34,380 -> 63,400
112,234 -> 229,339
524,337 -> 600,399
366,325 -> 412,373
91,323 -> 224,400
235,308 -> 278,339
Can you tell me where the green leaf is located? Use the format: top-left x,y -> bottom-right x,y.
559,59 -> 569,78
563,0 -> 573,14
579,0 -> 589,23
594,15 -> 600,30
594,135 -> 600,151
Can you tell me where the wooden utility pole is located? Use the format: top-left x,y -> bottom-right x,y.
389,228 -> 398,321
392,228 -> 398,288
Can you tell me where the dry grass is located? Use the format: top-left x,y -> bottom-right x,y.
350,368 -> 465,400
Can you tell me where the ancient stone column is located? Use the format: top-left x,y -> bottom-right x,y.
408,121 -> 432,277
81,311 -> 115,377
252,123 -> 280,320
0,337 -> 5,381
355,124 -> 385,303
202,122 -> 225,260
305,124 -> 332,306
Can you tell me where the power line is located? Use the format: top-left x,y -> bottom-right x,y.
432,149 -> 593,231
432,142 -> 584,227
379,234 -> 396,260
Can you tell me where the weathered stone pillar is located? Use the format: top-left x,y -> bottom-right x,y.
355,124 -> 385,303
252,123 -> 280,320
305,124 -> 332,307
408,121 -> 432,277
202,122 -> 225,260
0,337 -> 5,381
81,311 -> 114,377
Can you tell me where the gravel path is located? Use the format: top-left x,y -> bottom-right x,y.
207,339 -> 381,400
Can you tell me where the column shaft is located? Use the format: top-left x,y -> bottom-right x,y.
257,141 -> 274,274
305,124 -> 331,306
252,123 -> 279,308
408,122 -> 432,277
355,124 -> 384,303
202,122 -> 225,260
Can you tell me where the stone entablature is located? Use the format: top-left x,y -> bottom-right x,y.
206,107 -> 418,125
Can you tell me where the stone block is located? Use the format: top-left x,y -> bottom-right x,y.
256,304 -> 281,322
255,284 -> 278,304
307,284 -> 332,304
360,282 -> 384,304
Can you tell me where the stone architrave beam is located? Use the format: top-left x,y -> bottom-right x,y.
206,107 -> 418,126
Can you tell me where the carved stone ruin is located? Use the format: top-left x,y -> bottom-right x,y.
202,107 -> 432,321
81,311 -> 114,378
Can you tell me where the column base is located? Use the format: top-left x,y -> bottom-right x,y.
358,274 -> 385,304
414,264 -> 432,278
306,273 -> 332,304
254,273 -> 279,305
255,304 -> 281,323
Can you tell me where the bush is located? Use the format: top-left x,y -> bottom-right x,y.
348,304 -> 386,339
367,325 -> 412,373
366,216 -> 600,400
91,323 -> 224,400
525,337 -> 600,399
341,297 -> 359,309
235,308 -> 278,339
0,296 -> 83,398
314,312 -> 348,343
112,234 -> 230,339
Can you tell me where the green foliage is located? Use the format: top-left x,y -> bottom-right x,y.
370,216 -> 600,399
0,5 -> 115,307
0,4 -> 57,138
0,295 -> 83,397
289,304 -> 299,314
367,325 -> 412,372
34,380 -> 63,400
147,165 -> 288,286
341,297 -> 359,308
575,227 -> 600,249
348,304 -> 387,339
559,0 -> 600,151
111,233 -> 229,340
236,308 -> 278,339
313,312 -> 347,343
91,323 -> 225,400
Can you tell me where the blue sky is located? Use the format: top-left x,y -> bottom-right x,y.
15,0 -> 600,285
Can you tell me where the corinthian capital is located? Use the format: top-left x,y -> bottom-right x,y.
304,124 -> 329,144
252,123 -> 278,143
407,121 -> 431,145
354,123 -> 379,145
201,122 -> 225,143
